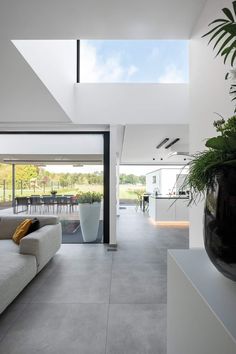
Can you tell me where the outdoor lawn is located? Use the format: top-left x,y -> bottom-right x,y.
0,184 -> 146,203
0,164 -> 146,205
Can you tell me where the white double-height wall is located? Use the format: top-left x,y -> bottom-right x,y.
189,0 -> 233,247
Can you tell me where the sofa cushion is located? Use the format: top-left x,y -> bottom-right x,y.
12,219 -> 32,244
0,253 -> 37,314
0,239 -> 19,253
26,218 -> 40,235
0,215 -> 59,239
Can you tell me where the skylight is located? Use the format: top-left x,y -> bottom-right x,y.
80,40 -> 189,83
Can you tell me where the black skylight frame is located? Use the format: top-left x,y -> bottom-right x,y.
77,40 -> 80,83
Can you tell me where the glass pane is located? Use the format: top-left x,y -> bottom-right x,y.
0,163 -> 12,209
0,133 -> 105,244
80,40 -> 189,83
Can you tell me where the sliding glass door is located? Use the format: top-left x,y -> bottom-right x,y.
0,132 -> 110,243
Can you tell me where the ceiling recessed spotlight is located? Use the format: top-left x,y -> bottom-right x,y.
153,158 -> 155,161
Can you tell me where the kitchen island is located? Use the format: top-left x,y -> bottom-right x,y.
149,195 -> 189,222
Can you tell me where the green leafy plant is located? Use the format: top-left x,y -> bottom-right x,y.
133,189 -> 146,197
185,116 -> 236,204
77,191 -> 102,204
50,190 -> 57,195
188,2 -> 236,204
203,1 -> 236,109
202,1 -> 236,65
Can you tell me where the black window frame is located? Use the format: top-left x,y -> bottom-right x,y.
77,40 -> 80,83
0,130 -> 110,243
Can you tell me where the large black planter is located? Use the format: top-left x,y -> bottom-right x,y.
204,166 -> 236,281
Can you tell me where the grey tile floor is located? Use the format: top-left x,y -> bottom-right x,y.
0,207 -> 189,354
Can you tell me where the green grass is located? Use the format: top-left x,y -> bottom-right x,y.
0,183 -> 146,202
119,184 -> 145,200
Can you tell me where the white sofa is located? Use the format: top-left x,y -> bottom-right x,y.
0,215 -> 62,314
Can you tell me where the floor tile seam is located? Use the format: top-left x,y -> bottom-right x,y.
112,261 -> 167,264
108,302 -> 167,305
104,251 -> 114,354
111,262 -> 167,266
109,275 -> 167,282
41,273 -> 112,279
105,304 -> 111,354
109,251 -> 114,303
28,301 -> 110,305
0,303 -> 27,345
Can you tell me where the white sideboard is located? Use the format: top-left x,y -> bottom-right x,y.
167,250 -> 236,354
149,196 -> 189,222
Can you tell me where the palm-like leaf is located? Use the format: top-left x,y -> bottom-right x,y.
230,84 -> 236,109
203,1 -> 236,66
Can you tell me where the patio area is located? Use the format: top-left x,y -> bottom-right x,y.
14,195 -> 78,214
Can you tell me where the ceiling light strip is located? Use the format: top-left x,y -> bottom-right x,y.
165,138 -> 180,149
156,138 -> 169,149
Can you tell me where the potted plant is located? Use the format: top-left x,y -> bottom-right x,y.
185,116 -> 236,280
77,192 -> 103,243
185,1 -> 236,281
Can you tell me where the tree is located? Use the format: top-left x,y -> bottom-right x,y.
15,165 -> 39,188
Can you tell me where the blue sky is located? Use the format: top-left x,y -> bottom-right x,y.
80,40 -> 189,83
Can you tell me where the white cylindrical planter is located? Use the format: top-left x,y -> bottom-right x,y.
79,202 -> 101,242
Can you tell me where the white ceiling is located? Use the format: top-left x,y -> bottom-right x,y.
0,154 -> 103,165
0,124 -> 189,165
0,0 -> 206,39
121,124 -> 189,164
0,133 -> 104,163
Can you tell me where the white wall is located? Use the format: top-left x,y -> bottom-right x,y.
0,40 -> 70,124
161,169 -> 182,195
146,168 -> 186,195
75,84 -> 189,124
110,125 -> 118,245
13,40 -> 76,120
189,0 -> 233,247
146,170 -> 161,194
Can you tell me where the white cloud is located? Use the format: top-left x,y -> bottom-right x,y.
158,64 -> 186,83
80,41 -> 138,82
127,65 -> 138,77
148,47 -> 159,62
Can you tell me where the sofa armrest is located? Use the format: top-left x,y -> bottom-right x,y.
19,223 -> 62,272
